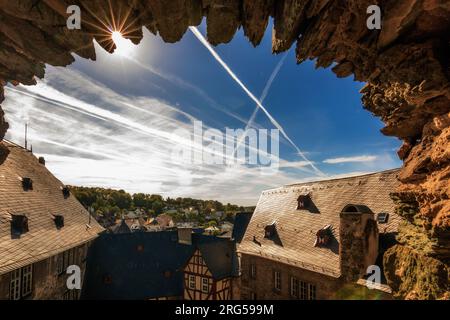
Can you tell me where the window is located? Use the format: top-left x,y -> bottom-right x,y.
11,214 -> 29,235
297,194 -> 310,209
377,212 -> 389,224
265,222 -> 277,238
9,265 -> 33,300
188,275 -> 195,289
250,264 -> 256,279
308,283 -> 316,300
57,247 -> 78,275
299,280 -> 316,300
21,177 -> 33,191
274,271 -> 281,291
290,277 -> 299,298
201,277 -> 209,293
63,289 -> 79,300
10,269 -> 21,300
314,225 -> 332,247
21,265 -> 33,297
53,215 -> 64,229
299,281 -> 308,300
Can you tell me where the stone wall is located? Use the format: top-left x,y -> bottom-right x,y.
0,242 -> 90,300
239,253 -> 341,300
0,0 -> 448,299
339,212 -> 379,282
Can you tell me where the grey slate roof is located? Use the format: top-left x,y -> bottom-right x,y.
238,169 -> 401,278
82,231 -> 238,300
0,141 -> 104,275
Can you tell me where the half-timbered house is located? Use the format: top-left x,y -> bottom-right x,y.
183,236 -> 237,300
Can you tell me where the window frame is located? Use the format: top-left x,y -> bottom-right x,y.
299,280 -> 308,300
201,277 -> 209,293
308,283 -> 317,300
9,264 -> 34,300
273,270 -> 281,291
21,264 -> 33,297
250,264 -> 256,279
188,275 -> 196,290
10,269 -> 21,300
290,276 -> 299,298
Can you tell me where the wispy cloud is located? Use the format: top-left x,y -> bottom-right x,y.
3,66 -> 318,205
323,155 -> 378,164
189,26 -> 324,177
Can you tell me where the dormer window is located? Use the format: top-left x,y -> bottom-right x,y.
22,177 -> 33,191
314,225 -> 332,247
11,214 -> 29,235
377,212 -> 389,224
62,186 -> 70,198
53,215 -> 64,229
264,222 -> 277,238
297,193 -> 310,210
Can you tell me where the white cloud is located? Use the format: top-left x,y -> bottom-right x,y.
3,66 -> 321,206
323,155 -> 378,164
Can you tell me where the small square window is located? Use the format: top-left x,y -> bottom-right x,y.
188,275 -> 195,289
201,277 -> 209,293
377,212 -> 389,224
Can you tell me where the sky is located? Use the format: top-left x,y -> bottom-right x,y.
3,20 -> 402,205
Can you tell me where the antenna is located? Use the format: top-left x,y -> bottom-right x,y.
24,123 -> 28,150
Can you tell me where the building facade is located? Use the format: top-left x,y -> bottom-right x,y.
237,170 -> 401,300
0,141 -> 104,300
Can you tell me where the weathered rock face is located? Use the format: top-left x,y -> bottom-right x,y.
0,0 -> 448,299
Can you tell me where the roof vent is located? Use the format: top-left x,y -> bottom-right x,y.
62,186 -> 70,198
53,215 -> 64,229
264,222 -> 277,238
377,212 -> 389,224
22,177 -> 33,191
11,214 -> 29,235
314,225 -> 332,247
297,193 -> 311,210
38,157 -> 45,165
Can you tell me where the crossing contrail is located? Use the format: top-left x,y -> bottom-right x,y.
189,26 -> 324,176
235,52 -> 288,157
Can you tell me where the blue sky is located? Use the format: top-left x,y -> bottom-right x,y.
3,20 -> 401,205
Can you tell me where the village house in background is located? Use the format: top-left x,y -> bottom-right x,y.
0,141 -> 104,300
237,170 -> 400,300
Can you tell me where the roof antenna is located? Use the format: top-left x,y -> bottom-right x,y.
24,123 -> 28,150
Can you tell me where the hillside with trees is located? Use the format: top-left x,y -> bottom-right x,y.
69,186 -> 253,227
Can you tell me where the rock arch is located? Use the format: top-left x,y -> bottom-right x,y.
0,0 -> 448,299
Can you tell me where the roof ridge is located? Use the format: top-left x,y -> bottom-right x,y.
262,168 -> 400,193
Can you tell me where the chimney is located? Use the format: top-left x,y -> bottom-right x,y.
38,157 -> 45,166
178,227 -> 192,245
339,205 -> 379,282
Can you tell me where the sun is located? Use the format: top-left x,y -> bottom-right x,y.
111,31 -> 135,57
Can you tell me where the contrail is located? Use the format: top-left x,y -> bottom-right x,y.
234,52 -> 288,158
189,26 -> 324,176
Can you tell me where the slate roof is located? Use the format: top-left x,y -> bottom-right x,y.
82,231 -> 238,300
232,212 -> 253,243
238,169 -> 401,278
0,141 -> 104,275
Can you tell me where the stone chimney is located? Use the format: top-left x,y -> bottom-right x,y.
178,227 -> 192,245
339,204 -> 379,282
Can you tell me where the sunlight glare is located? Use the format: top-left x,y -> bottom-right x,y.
111,31 -> 135,57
